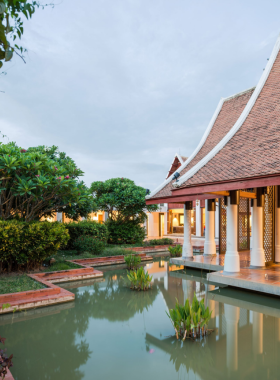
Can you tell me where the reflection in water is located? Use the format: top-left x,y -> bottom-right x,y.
2,259 -> 280,380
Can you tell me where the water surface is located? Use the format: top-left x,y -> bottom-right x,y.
2,259 -> 280,380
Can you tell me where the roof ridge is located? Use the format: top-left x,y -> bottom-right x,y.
146,98 -> 225,199
174,34 -> 280,189
224,86 -> 256,101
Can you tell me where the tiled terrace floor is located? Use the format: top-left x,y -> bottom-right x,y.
171,251 -> 280,296
208,265 -> 280,296
170,251 -> 251,271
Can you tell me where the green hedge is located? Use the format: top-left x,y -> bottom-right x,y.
106,220 -> 145,244
0,221 -> 69,272
63,221 -> 109,251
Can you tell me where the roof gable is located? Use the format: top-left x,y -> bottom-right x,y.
175,35 -> 280,189
148,87 -> 254,199
166,153 -> 187,179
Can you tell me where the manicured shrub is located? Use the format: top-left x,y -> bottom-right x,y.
63,221 -> 108,249
0,221 -> 69,272
73,235 -> 105,254
106,220 -> 145,245
145,238 -> 174,246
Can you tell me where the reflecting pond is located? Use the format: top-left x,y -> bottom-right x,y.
2,258 -> 280,380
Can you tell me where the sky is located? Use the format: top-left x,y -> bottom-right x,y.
0,0 -> 280,191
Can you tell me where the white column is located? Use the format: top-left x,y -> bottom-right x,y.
275,187 -> 280,262
147,213 -> 154,238
252,312 -> 263,356
196,200 -> 201,237
182,205 -> 193,258
215,201 -> 219,238
204,200 -> 216,255
251,199 -> 265,267
56,212 -> 63,222
103,212 -> 108,222
164,212 -> 168,235
225,304 -> 240,371
224,198 -> 240,272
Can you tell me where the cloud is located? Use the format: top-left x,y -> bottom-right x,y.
0,0 -> 279,189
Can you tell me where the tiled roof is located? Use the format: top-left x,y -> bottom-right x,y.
178,46 -> 280,188
166,156 -> 182,179
150,87 -> 254,199
166,154 -> 188,179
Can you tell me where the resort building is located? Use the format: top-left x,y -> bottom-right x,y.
146,87 -> 255,250
43,211 -> 107,223
146,34 -> 280,276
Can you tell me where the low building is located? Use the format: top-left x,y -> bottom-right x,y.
147,34 -> 280,273
146,87 -> 255,249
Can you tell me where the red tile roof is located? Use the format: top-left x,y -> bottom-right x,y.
178,49 -> 280,189
166,156 -> 182,179
150,87 -> 254,199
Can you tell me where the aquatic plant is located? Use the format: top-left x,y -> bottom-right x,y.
0,336 -> 13,379
124,254 -> 141,269
166,293 -> 212,340
168,244 -> 182,257
127,266 -> 153,291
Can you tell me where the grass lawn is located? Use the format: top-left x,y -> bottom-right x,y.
0,245 -> 165,295
0,274 -> 45,295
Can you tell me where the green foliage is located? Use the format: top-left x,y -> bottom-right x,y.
0,143 -> 96,221
145,238 -> 174,246
168,244 -> 182,257
90,177 -> 158,244
0,220 -> 69,272
106,219 -> 146,244
166,293 -> 212,340
0,274 -> 44,294
73,235 -> 105,255
124,253 -> 141,269
0,0 -> 54,69
63,221 -> 108,250
127,266 -> 153,291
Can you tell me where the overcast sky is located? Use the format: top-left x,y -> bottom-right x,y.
0,0 -> 279,191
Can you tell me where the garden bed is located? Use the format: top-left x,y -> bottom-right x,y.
0,267 -> 103,315
70,253 -> 153,267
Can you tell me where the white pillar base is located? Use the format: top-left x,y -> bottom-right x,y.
182,244 -> 193,258
224,201 -> 240,273
250,248 -> 265,267
182,207 -> 193,258
251,199 -> 265,267
224,251 -> 240,272
204,240 -> 217,255
204,201 -> 216,255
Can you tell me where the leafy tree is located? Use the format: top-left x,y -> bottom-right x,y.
0,142 -> 97,221
90,178 -> 158,244
0,0 -> 53,68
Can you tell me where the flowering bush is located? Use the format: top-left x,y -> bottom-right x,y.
0,143 -> 97,221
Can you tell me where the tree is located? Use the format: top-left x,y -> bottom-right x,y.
0,0 -> 53,68
90,178 -> 158,244
0,142 -> 97,221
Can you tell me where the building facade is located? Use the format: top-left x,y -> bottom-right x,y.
146,34 -> 280,272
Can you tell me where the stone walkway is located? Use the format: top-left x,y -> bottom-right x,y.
171,251 -> 280,297
171,251 -> 251,271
